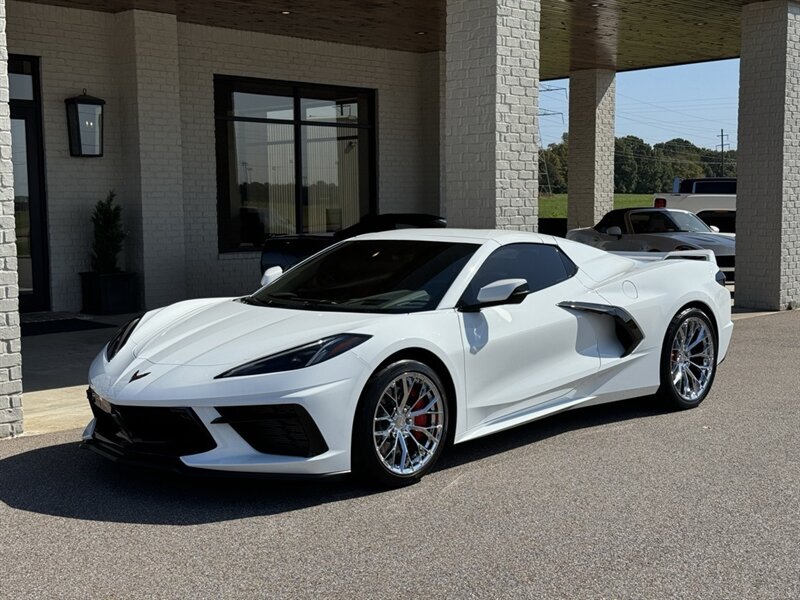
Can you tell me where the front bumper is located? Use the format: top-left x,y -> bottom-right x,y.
83,370 -> 364,476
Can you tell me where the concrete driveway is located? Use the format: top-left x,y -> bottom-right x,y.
1,310 -> 798,598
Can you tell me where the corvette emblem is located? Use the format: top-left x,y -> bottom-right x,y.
129,370 -> 151,383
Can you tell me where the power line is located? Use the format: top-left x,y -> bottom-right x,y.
615,150 -> 736,166
617,92 -> 736,129
615,115 -> 724,144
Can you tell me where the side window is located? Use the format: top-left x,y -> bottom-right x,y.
694,180 -> 737,194
596,211 -> 625,233
629,213 -> 650,234
630,212 -> 677,234
462,243 -> 576,304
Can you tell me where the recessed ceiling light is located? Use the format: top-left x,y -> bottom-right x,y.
280,10 -> 291,15
695,21 -> 706,26
415,31 -> 426,35
590,2 -> 603,6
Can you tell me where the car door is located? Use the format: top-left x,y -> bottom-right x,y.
458,243 -> 601,432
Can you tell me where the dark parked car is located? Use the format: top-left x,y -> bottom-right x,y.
260,213 -> 447,275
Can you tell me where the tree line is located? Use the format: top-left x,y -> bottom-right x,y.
539,135 -> 738,195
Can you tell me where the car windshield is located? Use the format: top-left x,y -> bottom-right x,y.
629,211 -> 711,234
249,240 -> 479,313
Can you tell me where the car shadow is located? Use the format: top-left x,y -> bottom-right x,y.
438,394 -> 666,470
0,396 -> 666,525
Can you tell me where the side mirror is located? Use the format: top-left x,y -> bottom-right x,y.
260,266 -> 283,287
709,225 -> 720,233
607,226 -> 623,238
461,278 -> 529,312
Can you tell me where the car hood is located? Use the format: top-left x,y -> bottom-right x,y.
649,232 -> 736,254
132,298 -> 381,367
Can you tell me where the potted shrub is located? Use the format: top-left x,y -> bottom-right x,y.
80,191 -> 139,314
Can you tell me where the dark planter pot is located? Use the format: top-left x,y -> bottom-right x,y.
80,271 -> 139,315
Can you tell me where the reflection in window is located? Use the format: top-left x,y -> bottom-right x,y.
215,77 -> 375,252
228,122 -> 296,246
9,73 -> 34,101
233,93 -> 293,120
303,126 -> 369,234
301,97 -> 360,124
11,119 -> 32,292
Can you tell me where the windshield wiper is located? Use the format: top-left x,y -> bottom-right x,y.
258,293 -> 339,309
238,296 -> 267,306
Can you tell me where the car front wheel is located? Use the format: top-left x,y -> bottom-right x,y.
352,360 -> 449,487
657,307 -> 718,409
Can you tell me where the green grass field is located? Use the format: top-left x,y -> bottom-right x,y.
539,194 -> 652,219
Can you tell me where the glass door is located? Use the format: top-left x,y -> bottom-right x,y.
9,56 -> 49,312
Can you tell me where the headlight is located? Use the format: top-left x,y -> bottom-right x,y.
106,317 -> 141,362
215,334 -> 371,378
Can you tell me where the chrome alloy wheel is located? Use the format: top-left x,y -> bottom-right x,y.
372,372 -> 445,476
670,316 -> 715,402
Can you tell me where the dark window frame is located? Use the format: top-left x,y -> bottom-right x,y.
214,75 -> 378,253
9,55 -> 50,312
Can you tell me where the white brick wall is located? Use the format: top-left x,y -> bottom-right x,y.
737,0 -> 800,310
178,23 -> 438,298
0,0 -> 22,438
114,10 -> 186,309
7,1 -> 123,312
444,0 -> 540,230
567,68 -> 615,231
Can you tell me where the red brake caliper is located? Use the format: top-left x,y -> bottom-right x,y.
410,383 -> 427,442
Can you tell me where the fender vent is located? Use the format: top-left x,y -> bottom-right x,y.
557,301 -> 645,357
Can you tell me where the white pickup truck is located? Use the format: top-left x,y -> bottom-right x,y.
653,177 -> 736,233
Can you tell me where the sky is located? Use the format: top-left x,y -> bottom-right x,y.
539,58 -> 740,152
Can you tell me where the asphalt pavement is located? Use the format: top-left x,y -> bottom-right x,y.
1,311 -> 798,599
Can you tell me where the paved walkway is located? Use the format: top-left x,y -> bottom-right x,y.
20,314 -> 132,435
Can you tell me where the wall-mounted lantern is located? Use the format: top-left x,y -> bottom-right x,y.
65,89 -> 105,157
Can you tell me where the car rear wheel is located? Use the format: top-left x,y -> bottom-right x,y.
352,360 -> 449,487
657,307 -> 718,410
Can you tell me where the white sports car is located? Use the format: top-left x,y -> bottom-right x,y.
83,229 -> 733,487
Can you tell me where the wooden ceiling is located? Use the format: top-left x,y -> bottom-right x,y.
16,0 -> 752,78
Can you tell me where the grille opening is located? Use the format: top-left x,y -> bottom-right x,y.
213,404 -> 328,458
88,389 -> 216,458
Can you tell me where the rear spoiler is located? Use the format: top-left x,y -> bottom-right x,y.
612,249 -> 716,263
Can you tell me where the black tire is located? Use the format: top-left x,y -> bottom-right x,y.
352,360 -> 449,488
656,307 -> 718,410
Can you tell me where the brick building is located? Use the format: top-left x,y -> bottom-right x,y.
1,0 -> 799,437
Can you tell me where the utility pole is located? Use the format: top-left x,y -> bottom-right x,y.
537,90 -> 565,196
538,110 -> 564,196
717,129 -> 730,177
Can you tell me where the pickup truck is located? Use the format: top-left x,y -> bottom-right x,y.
653,177 -> 736,233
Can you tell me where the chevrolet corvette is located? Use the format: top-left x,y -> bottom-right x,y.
83,229 -> 732,487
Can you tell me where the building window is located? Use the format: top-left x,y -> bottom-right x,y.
214,76 -> 376,252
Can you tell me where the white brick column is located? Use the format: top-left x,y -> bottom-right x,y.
736,1 -> 800,310
444,0 -> 540,230
567,68 -> 615,231
0,0 -> 22,438
115,10 -> 186,309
